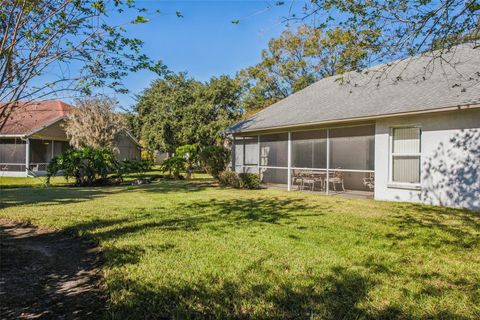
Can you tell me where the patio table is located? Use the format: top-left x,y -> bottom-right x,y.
295,170 -> 327,191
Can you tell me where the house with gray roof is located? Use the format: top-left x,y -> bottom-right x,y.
228,44 -> 480,210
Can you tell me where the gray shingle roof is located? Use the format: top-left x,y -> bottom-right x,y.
229,44 -> 480,133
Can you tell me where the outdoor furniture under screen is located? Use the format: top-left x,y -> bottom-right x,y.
300,171 -> 324,191
291,170 -> 304,189
363,172 -> 375,191
325,169 -> 345,192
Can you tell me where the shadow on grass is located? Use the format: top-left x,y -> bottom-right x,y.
0,221 -> 105,319
105,265 -> 376,319
0,179 -> 215,209
60,197 -> 324,247
388,203 -> 480,249
106,260 -> 471,320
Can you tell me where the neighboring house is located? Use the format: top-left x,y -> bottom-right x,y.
0,100 -> 141,177
228,44 -> 480,210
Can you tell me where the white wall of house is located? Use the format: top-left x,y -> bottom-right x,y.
374,108 -> 480,210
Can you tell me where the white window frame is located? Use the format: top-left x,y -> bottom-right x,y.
388,126 -> 422,189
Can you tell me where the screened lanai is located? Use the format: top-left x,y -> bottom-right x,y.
0,138 -> 69,174
233,124 -> 375,197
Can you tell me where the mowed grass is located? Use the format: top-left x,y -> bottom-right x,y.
0,177 -> 479,319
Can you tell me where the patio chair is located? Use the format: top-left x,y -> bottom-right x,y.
301,171 -> 323,191
324,168 -> 345,192
291,169 -> 304,189
363,172 -> 375,191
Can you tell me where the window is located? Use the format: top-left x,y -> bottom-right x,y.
391,127 -> 421,184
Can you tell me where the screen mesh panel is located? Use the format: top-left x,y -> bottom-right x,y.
234,138 -> 244,166
244,137 -> 258,165
329,125 -> 375,170
260,168 -> 288,185
53,141 -> 70,157
0,139 -> 26,168
30,139 -> 53,163
292,130 -> 327,169
260,133 -> 288,167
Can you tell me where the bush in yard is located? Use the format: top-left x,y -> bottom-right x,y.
175,144 -> 199,179
218,170 -> 241,188
239,173 -> 261,189
199,146 -> 230,179
160,156 -> 185,179
47,147 -> 117,186
116,159 -> 153,179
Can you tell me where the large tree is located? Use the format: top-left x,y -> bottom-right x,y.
284,0 -> 480,63
134,73 -> 242,154
238,25 -> 377,113
65,97 -> 125,149
0,0 -> 167,130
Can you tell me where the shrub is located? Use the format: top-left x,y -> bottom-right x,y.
159,144 -> 200,180
239,173 -> 261,189
116,159 -> 153,178
160,156 -> 185,179
218,170 -> 240,188
199,146 -> 230,179
175,144 -> 199,179
47,147 -> 117,186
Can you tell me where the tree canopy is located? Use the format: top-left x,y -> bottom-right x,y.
285,0 -> 480,63
65,97 -> 125,149
0,0 -> 167,130
134,73 -> 242,153
238,25 -> 378,113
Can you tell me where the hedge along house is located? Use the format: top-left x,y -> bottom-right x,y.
0,100 -> 142,177
228,44 -> 480,210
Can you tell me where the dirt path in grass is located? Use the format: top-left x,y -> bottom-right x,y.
0,219 -> 105,319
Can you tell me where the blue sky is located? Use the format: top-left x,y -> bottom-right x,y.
108,1 -> 301,110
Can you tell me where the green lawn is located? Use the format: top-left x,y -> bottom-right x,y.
0,177 -> 479,319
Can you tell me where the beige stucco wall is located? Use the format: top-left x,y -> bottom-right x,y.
114,132 -> 141,161
31,119 -> 68,141
374,108 -> 480,210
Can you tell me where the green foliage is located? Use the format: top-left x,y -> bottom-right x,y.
160,157 -> 185,179
238,173 -> 261,189
134,73 -> 242,153
284,1 -> 479,64
218,171 -> 261,189
47,147 -> 154,186
116,159 -> 153,179
199,146 -> 231,179
218,170 -> 241,188
47,147 -> 117,186
0,0 -> 167,110
1,179 -> 479,318
175,144 -> 199,179
238,25 -> 377,113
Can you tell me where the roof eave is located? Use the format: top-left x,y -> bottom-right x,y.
230,103 -> 480,135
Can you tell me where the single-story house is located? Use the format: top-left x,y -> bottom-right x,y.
0,100 -> 141,177
228,44 -> 480,210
